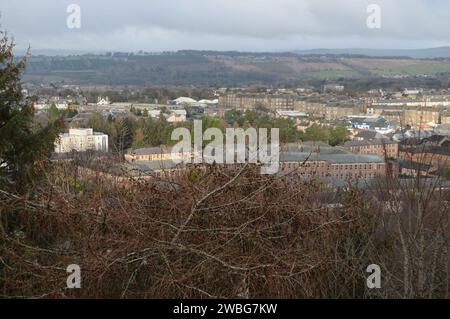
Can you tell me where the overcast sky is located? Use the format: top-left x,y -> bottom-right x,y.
1,0 -> 450,53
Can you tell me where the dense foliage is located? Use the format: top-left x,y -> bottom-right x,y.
0,32 -> 62,192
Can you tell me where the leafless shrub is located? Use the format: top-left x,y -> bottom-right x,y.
0,159 -> 448,299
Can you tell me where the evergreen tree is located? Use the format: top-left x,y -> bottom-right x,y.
48,101 -> 60,121
0,31 -> 62,191
115,117 -> 134,157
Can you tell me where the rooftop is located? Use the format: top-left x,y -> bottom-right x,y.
132,147 -> 174,155
280,152 -> 385,164
125,160 -> 177,173
344,139 -> 396,147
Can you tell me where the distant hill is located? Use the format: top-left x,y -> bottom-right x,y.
14,48 -> 104,56
294,47 -> 450,59
22,50 -> 450,87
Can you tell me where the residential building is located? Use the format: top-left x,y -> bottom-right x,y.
400,146 -> 450,172
381,110 -> 403,122
325,105 -> 360,120
54,128 -> 108,153
353,130 -> 386,141
280,152 -> 388,180
371,98 -> 450,108
126,141 -> 394,183
125,147 -> 200,163
294,99 -> 326,117
343,140 -> 399,159
399,161 -> 433,177
404,107 -> 440,128
219,94 -> 295,110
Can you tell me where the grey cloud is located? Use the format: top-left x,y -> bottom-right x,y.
1,0 -> 450,51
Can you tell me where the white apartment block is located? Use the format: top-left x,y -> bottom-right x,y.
54,128 -> 108,153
